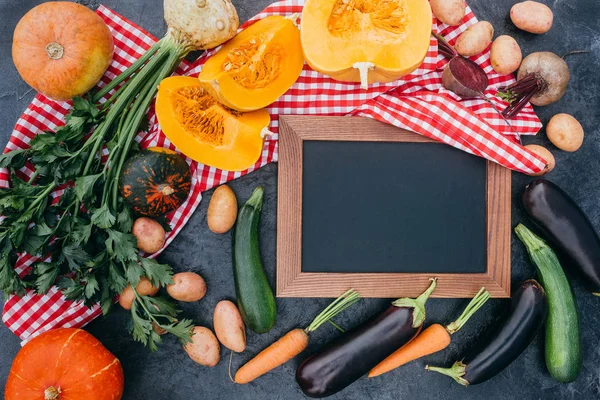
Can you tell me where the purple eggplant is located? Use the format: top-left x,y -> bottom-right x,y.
426,280 -> 547,386
522,179 -> 600,294
295,279 -> 437,398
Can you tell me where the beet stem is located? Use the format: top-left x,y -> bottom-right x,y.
498,73 -> 544,119
562,50 -> 590,60
431,31 -> 457,60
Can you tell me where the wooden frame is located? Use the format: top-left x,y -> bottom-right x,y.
277,116 -> 511,298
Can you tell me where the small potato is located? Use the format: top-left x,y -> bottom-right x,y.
207,185 -> 237,234
132,217 -> 166,254
214,300 -> 246,352
455,21 -> 494,57
546,114 -> 584,152
525,144 -> 555,176
490,35 -> 522,75
167,272 -> 207,302
184,326 -> 220,367
119,277 -> 160,310
510,1 -> 553,34
430,0 -> 465,26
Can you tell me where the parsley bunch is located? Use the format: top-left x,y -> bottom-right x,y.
0,40 -> 193,350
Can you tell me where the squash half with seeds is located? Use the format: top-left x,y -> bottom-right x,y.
156,76 -> 270,171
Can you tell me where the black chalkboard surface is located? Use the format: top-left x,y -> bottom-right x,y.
301,141 -> 487,274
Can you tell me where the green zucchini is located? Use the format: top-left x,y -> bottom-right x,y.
232,186 -> 276,333
515,224 -> 581,383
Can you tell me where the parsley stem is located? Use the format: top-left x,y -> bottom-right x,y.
23,184 -> 55,216
29,170 -> 40,183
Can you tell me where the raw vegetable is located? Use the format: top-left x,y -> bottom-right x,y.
184,327 -> 221,367
300,0 -> 433,89
214,300 -> 247,352
510,1 -> 553,34
546,113 -> 584,152
132,217 -> 166,253
524,145 -> 555,176
369,287 -> 489,378
119,277 -> 160,310
515,225 -> 582,383
0,0 -> 239,350
11,2 -> 114,101
198,15 -> 305,112
490,35 -> 522,75
498,52 -> 571,118
208,185 -> 238,234
454,21 -> 494,57
426,280 -> 547,386
155,76 -> 271,171
430,0 -> 465,26
296,279 -> 436,398
522,179 -> 600,293
235,289 -> 360,384
4,328 -> 124,400
233,187 -> 277,333
119,148 -> 192,217
166,272 -> 207,302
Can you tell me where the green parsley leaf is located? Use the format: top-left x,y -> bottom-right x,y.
58,276 -> 85,300
75,173 -> 103,202
83,274 -> 99,299
29,133 -> 57,152
54,157 -> 84,185
91,204 -> 116,229
131,300 -> 153,346
72,96 -> 99,118
62,242 -> 91,270
139,257 -> 173,288
0,149 -> 29,169
125,259 -> 144,287
72,221 -> 93,245
108,261 -> 128,294
34,262 -> 60,294
105,229 -> 138,263
161,319 -> 195,345
0,254 -> 25,296
116,207 -> 133,232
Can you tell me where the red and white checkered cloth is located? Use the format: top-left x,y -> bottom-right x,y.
3,1 -> 545,343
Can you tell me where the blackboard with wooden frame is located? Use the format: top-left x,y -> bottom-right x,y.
276,116 -> 511,299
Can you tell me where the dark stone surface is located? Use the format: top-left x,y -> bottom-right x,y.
0,0 -> 599,399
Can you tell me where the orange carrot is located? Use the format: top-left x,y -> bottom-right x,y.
234,289 -> 360,384
368,287 -> 490,378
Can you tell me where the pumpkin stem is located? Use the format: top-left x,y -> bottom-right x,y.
44,386 -> 61,400
352,62 -> 375,90
45,42 -> 64,60
195,0 -> 207,7
158,184 -> 175,196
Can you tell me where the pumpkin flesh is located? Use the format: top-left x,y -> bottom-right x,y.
198,16 -> 304,112
12,2 -> 114,101
156,76 -> 270,171
300,0 -> 432,88
5,328 -> 124,400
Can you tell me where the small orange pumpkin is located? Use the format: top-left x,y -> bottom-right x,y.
12,2 -> 114,101
4,328 -> 124,400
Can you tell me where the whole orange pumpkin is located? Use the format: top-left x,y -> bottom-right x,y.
12,2 -> 114,101
4,328 -> 124,400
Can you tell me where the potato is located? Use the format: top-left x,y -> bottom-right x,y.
214,300 -> 246,352
167,272 -> 207,302
207,185 -> 238,234
132,217 -> 166,254
184,326 -> 220,367
490,35 -> 522,75
510,1 -> 553,34
455,21 -> 494,57
525,144 -> 555,176
547,114 -> 584,152
118,277 -> 160,310
430,0 -> 465,26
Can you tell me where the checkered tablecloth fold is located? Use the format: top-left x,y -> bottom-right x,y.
3,0 -> 544,343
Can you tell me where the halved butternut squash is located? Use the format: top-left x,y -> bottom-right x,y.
198,16 -> 304,112
300,0 -> 432,88
156,76 -> 270,171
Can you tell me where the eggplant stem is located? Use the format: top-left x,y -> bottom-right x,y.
445,287 -> 490,334
425,361 -> 469,386
305,289 -> 360,333
392,278 -> 437,328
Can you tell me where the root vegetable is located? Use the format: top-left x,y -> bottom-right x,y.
498,52 -> 572,118
490,36 -> 522,75
119,277 -> 160,310
207,185 -> 237,234
184,326 -> 221,367
524,145 -> 555,176
547,114 -> 584,152
132,217 -> 166,253
214,300 -> 246,352
167,272 -> 207,302
430,0 -> 466,26
510,1 -> 553,34
455,21 -> 494,57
